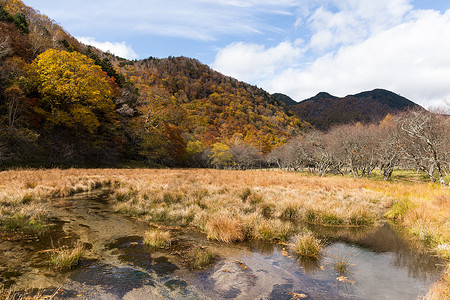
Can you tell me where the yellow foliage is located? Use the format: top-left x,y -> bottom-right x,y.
210,142 -> 233,167
29,49 -> 115,132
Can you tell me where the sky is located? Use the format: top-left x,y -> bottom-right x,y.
25,0 -> 450,108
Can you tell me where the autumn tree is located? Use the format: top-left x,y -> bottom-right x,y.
29,49 -> 116,133
210,142 -> 233,168
186,139 -> 206,167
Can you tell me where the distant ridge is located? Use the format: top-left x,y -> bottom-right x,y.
272,93 -> 298,106
288,89 -> 420,131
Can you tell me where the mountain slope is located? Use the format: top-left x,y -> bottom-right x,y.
117,56 -> 308,154
272,93 -> 298,106
289,89 -> 420,131
0,0 -> 307,166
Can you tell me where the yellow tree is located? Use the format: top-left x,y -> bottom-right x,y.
210,142 -> 233,168
29,49 -> 115,133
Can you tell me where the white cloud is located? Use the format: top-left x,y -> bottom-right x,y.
77,37 -> 138,60
34,0 -> 303,41
304,0 -> 413,50
212,41 -> 303,83
213,2 -> 450,108
265,9 -> 450,108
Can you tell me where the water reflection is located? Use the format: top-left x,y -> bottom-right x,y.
314,222 -> 443,280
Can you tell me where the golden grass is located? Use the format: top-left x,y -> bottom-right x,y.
143,229 -> 172,248
205,215 -> 245,243
0,168 -> 112,232
291,232 -> 323,259
425,265 -> 450,300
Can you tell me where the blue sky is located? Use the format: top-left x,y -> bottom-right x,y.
25,0 -> 450,108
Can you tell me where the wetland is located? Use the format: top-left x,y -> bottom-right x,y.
0,169 -> 448,299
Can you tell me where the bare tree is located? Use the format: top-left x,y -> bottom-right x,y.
266,138 -> 304,171
230,144 -> 262,170
326,124 -> 378,178
396,109 -> 448,185
303,131 -> 335,176
3,84 -> 25,129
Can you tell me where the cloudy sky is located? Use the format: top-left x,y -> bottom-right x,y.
26,0 -> 450,108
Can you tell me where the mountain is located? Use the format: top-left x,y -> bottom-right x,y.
0,0 -> 307,167
288,89 -> 420,131
272,93 -> 298,106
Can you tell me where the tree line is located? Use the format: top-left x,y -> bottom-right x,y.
199,109 -> 449,185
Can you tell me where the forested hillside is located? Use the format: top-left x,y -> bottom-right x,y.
0,0 -> 307,167
289,89 -> 420,131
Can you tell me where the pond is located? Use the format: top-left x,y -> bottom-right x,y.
0,190 -> 444,299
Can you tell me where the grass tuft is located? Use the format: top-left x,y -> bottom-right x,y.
384,197 -> 413,220
333,255 -> 352,275
205,215 -> 245,243
185,247 -> 216,269
143,229 -> 172,248
292,232 -> 323,259
49,244 -> 83,270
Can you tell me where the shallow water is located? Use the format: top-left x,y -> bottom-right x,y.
0,190 -> 444,299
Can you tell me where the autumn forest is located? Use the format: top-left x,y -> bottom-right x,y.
0,0 -> 310,168
1,0 -> 449,186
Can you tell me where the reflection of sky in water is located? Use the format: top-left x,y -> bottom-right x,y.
242,222 -> 443,300
320,242 -> 437,299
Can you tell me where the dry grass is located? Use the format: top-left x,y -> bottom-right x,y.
143,229 -> 172,248
49,244 -> 83,270
425,265 -> 450,300
0,168 -> 112,232
185,247 -> 216,269
1,168 -> 448,297
205,215 -> 245,243
291,232 -> 323,259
